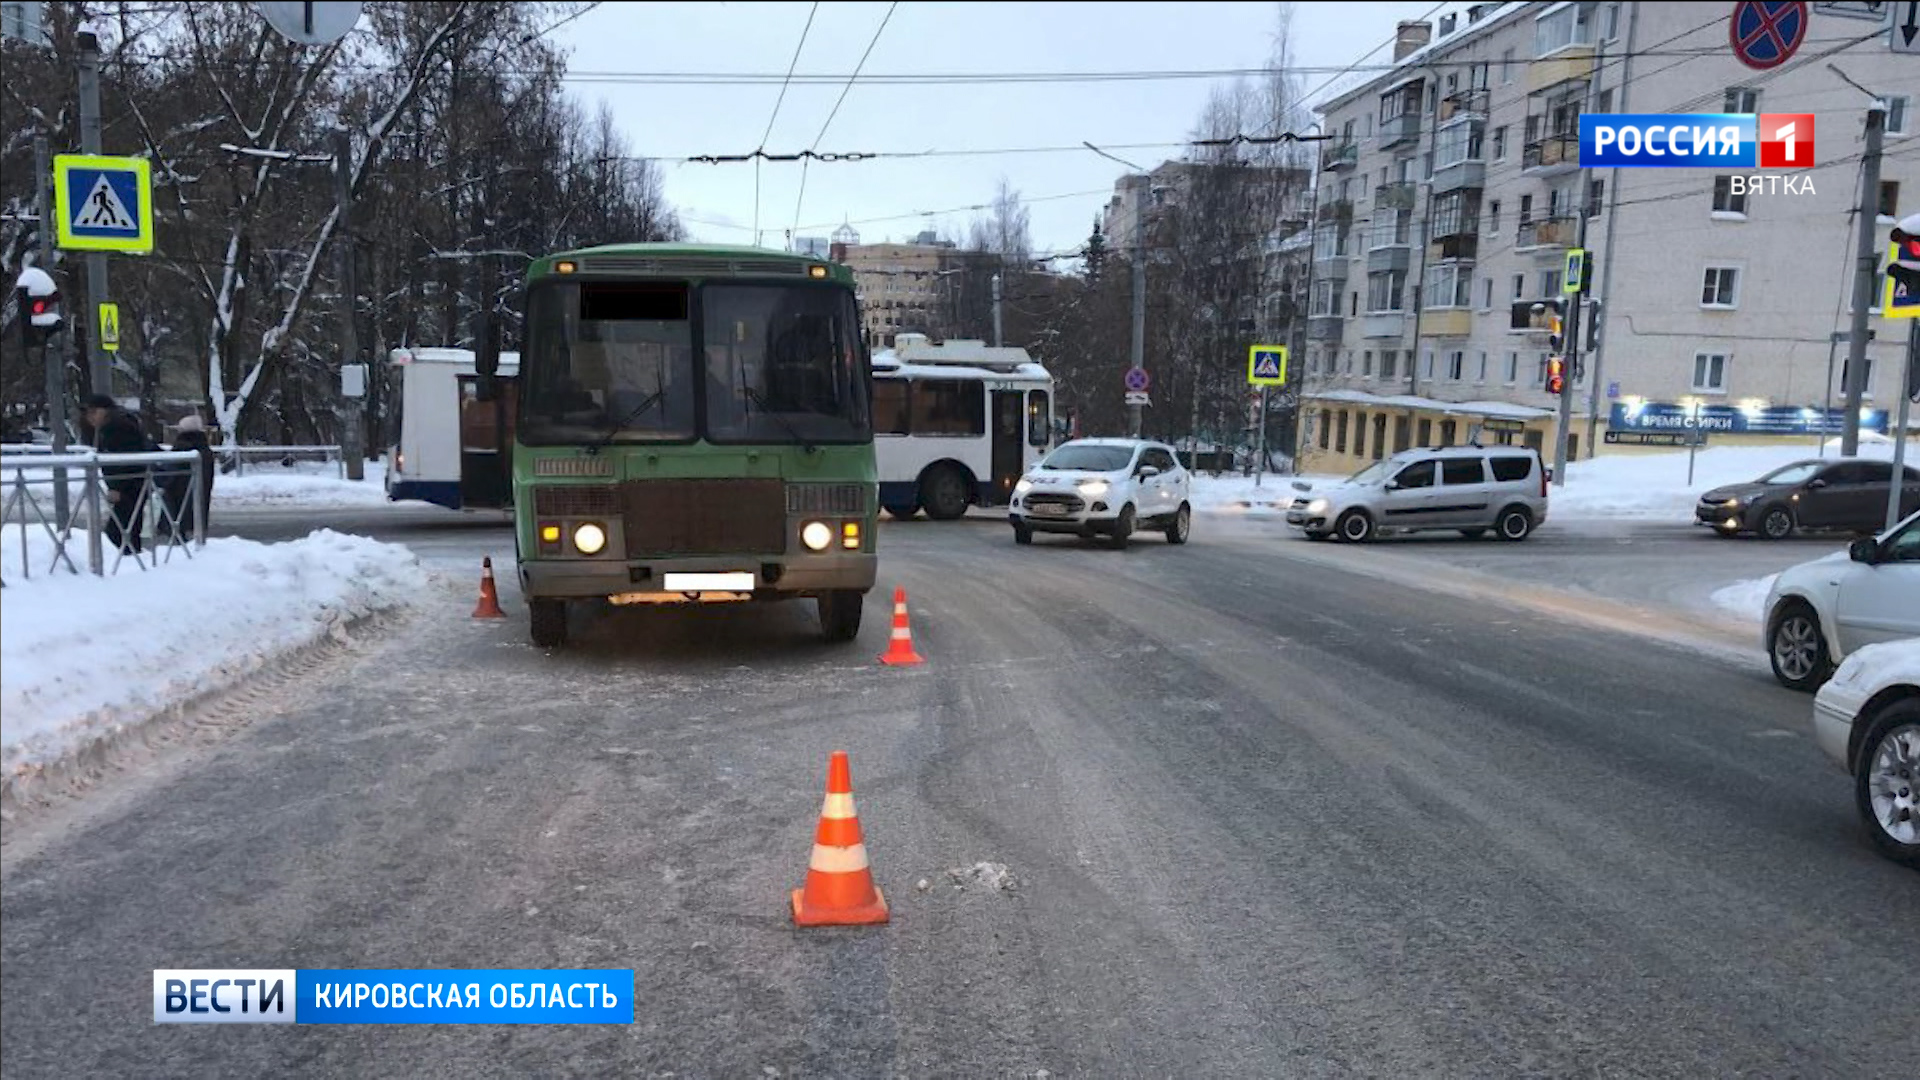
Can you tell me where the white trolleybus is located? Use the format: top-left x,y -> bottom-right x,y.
385,346 -> 520,511
872,334 -> 1055,519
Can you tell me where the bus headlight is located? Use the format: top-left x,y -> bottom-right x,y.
801,521 -> 833,551
573,522 -> 607,554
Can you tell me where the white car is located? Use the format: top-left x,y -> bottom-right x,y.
1763,510 -> 1920,691
1812,638 -> 1920,867
1008,438 -> 1192,549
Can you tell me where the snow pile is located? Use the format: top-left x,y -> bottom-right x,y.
1553,439 -> 1903,520
1709,574 -> 1779,624
1190,473 -> 1341,517
1,529 -> 424,774
216,459 -> 391,509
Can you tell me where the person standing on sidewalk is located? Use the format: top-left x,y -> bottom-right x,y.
158,414 -> 215,540
84,394 -> 153,555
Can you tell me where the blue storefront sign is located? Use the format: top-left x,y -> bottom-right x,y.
1610,402 -> 1888,436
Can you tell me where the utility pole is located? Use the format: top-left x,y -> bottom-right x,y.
77,25 -> 111,398
333,129 -> 364,481
1129,180 -> 1147,439
1553,221 -> 1587,487
991,271 -> 1003,347
1841,103 -> 1886,457
33,133 -> 71,526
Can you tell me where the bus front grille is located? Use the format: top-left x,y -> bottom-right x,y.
622,479 -> 787,557
534,485 -> 621,517
786,482 -> 870,515
576,256 -> 810,278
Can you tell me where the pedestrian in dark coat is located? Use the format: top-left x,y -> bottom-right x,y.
160,414 -> 215,540
84,394 -> 153,555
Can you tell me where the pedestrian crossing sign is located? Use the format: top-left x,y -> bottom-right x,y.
98,302 -> 120,352
1885,243 -> 1919,319
1248,344 -> 1288,386
53,154 -> 153,254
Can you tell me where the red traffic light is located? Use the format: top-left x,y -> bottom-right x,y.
1546,357 -> 1567,395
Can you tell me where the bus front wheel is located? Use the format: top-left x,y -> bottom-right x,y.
818,590 -> 863,643
530,599 -> 568,648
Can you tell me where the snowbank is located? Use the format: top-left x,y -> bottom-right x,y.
215,459 -> 391,509
1709,574 -> 1779,624
1,529 -> 424,774
1555,439 -> 1903,520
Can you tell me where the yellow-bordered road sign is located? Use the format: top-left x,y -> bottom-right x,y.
1248,344 -> 1288,386
98,302 -> 120,351
53,154 -> 152,254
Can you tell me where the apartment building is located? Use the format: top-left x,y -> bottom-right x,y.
830,227 -> 957,348
1297,1 -> 1917,476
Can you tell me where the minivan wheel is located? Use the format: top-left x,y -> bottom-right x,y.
1336,508 -> 1374,543
1768,600 -> 1830,691
1496,506 -> 1534,541
1855,701 -> 1920,867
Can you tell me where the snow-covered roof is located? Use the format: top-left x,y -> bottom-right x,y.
872,354 -> 1051,382
1304,388 -> 1553,420
1316,3 -> 1531,115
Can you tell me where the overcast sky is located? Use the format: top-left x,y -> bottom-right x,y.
555,1 -> 1463,256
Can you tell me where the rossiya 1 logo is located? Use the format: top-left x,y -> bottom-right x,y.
1580,113 -> 1816,196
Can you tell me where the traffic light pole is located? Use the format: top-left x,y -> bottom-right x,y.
1128,185 -> 1146,439
33,133 -> 70,526
1841,104 -> 1886,457
1551,215 -> 1588,488
1889,319 -> 1916,533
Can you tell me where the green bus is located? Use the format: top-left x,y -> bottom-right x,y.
479,243 -> 878,648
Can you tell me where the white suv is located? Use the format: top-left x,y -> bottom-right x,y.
1009,438 -> 1192,548
1765,510 -> 1920,691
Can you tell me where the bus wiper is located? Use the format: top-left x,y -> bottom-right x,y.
585,391 -> 663,454
742,386 -> 817,454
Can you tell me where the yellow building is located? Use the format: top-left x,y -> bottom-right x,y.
1296,390 -> 1555,476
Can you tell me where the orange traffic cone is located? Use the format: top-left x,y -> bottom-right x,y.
472,557 -> 506,619
792,751 -> 889,927
878,587 -> 924,666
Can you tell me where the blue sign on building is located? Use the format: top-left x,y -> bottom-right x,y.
1609,402 -> 1888,436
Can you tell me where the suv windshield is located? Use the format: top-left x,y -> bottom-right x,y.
519,280 -> 869,445
1042,444 -> 1134,471
1759,462 -> 1821,485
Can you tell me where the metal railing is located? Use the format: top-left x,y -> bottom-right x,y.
2,450 -> 207,583
219,444 -> 348,477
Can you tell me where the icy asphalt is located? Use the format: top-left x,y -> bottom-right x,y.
2,508 -> 1913,1077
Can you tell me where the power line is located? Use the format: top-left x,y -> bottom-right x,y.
754,1 -> 819,247
791,0 -> 899,241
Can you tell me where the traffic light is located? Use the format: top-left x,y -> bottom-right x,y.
13,266 -> 62,348
1546,311 -> 1565,355
1890,214 -> 1920,320
1546,356 -> 1567,395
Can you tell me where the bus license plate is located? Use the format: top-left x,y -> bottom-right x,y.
663,572 -> 755,592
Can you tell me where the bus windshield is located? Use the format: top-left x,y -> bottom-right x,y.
519,279 -> 869,446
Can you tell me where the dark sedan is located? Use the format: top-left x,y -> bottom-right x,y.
1696,458 -> 1920,539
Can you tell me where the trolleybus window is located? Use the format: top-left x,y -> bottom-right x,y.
874,378 -> 910,435
910,379 -> 984,436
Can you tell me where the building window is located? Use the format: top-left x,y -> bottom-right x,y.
1505,351 -> 1520,384
1880,180 -> 1900,218
1381,350 -> 1399,380
1541,269 -> 1562,296
1692,352 -> 1728,393
1597,88 -> 1614,115
1422,349 -> 1436,380
1701,266 -> 1740,308
1535,3 -> 1592,56
1319,408 -> 1331,449
1336,410 -> 1350,453
1492,126 -> 1508,161
1351,291 -> 1359,317
1712,175 -> 1748,216
1501,47 -> 1516,83
1476,351 -> 1489,383
1446,350 -> 1466,381
1726,87 -> 1759,114
1311,279 -> 1340,316
1888,96 -> 1909,135
1482,277 -> 1495,310
1367,270 -> 1407,312
1436,119 -> 1486,168
1588,178 -> 1605,216
1519,193 -> 1534,224
1431,190 -> 1480,236
1603,2 -> 1622,41
1363,350 -> 1375,378
1487,198 -> 1501,234
1344,349 -> 1355,375
1425,263 -> 1474,308
1354,412 -> 1368,457
1512,272 -> 1526,299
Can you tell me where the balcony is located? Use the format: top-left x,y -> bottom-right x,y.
1307,315 -> 1344,341
1516,215 -> 1577,250
1315,198 -> 1353,224
1374,181 -> 1418,210
1321,142 -> 1359,171
1528,48 -> 1595,95
1429,233 -> 1479,261
1424,309 -> 1473,338
1522,133 -> 1581,176
1363,312 -> 1407,338
1380,110 -> 1421,150
1431,158 -> 1484,196
1313,241 -> 1351,266
1438,88 -> 1490,123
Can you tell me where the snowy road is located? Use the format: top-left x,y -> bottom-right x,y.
3,511 -> 1914,1076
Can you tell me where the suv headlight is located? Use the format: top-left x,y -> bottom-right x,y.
1077,479 -> 1110,497
1014,478 -> 1033,495
1306,498 -> 1329,514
